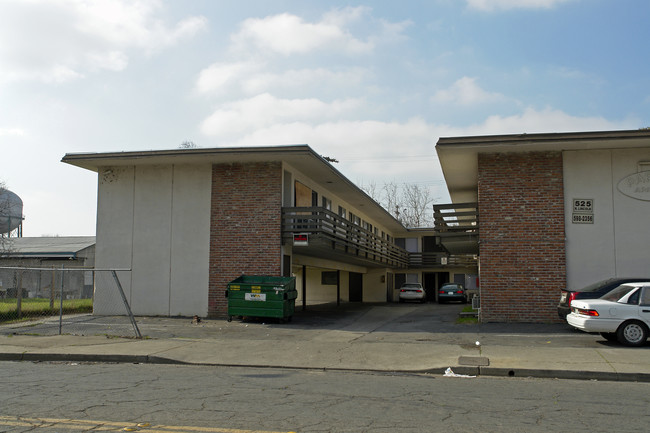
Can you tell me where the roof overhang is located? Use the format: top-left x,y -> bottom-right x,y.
436,129 -> 650,203
62,145 -> 407,232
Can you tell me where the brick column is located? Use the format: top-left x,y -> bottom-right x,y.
208,162 -> 283,317
478,152 -> 566,322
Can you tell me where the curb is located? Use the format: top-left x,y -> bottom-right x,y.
2,353 -> 649,383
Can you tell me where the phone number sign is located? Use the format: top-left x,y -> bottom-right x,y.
572,198 -> 594,224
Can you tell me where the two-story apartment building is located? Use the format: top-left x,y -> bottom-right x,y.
62,145 -> 477,318
436,129 -> 650,323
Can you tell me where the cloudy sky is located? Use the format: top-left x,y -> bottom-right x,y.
1,0 -> 648,236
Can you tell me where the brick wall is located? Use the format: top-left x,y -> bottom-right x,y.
208,162 -> 283,317
478,152 -> 566,322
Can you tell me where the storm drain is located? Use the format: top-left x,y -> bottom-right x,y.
458,356 -> 490,366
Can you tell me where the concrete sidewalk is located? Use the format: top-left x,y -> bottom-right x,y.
1,304 -> 649,382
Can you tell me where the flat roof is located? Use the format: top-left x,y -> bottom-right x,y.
436,129 -> 650,203
62,145 -> 406,231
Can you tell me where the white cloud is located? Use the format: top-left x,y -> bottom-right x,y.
196,61 -> 259,95
241,67 -> 369,96
200,93 -> 362,137
454,107 -> 638,135
0,0 -> 207,83
431,77 -> 507,106
0,128 -> 26,137
466,0 -> 573,11
230,8 -> 376,56
206,107 -> 637,177
86,51 -> 129,72
196,61 -> 369,96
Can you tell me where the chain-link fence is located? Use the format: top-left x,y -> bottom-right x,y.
0,267 -> 140,338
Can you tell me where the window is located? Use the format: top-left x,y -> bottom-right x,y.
338,206 -> 346,219
322,196 -> 332,210
321,271 -> 338,285
641,288 -> 650,306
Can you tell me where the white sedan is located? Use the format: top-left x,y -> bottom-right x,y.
398,283 -> 426,303
567,282 -> 650,346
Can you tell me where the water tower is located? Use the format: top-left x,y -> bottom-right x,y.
0,189 -> 24,237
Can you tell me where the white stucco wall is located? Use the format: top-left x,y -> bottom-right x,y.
94,164 -> 211,316
363,268 -> 390,302
564,148 -> 650,289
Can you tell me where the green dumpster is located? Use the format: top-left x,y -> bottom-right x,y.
226,275 -> 297,322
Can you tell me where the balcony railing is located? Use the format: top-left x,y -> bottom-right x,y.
282,207 -> 409,268
407,252 -> 478,268
433,202 -> 479,234
282,207 -> 478,269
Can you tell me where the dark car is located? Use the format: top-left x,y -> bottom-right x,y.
438,283 -> 467,303
558,277 -> 650,320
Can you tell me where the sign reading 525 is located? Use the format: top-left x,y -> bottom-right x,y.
573,199 -> 594,212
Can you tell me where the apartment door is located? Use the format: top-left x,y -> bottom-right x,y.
349,272 -> 363,302
423,272 -> 436,303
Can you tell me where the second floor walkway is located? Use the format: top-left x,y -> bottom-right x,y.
282,207 -> 477,269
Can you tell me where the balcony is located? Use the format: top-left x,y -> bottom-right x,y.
407,252 -> 477,268
282,208 -> 476,269
433,202 -> 478,233
282,207 -> 409,268
433,202 -> 479,255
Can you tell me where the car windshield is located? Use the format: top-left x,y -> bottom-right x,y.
601,284 -> 639,303
402,284 -> 421,289
442,284 -> 462,290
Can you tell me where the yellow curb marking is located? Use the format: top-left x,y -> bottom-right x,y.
0,416 -> 291,433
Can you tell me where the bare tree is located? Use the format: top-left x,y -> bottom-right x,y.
179,140 -> 198,149
360,180 -> 380,202
322,155 -> 339,163
400,183 -> 434,227
361,180 -> 436,228
382,182 -> 400,221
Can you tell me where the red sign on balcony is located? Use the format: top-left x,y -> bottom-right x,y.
293,233 -> 309,246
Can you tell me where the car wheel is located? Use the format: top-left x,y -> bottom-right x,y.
600,332 -> 617,342
616,320 -> 648,346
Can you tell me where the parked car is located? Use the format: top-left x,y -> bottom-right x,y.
438,283 -> 467,304
557,277 -> 650,320
567,282 -> 650,346
398,283 -> 425,303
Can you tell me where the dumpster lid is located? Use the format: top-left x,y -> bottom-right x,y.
228,275 -> 296,289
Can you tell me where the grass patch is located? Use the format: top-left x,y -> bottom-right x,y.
0,298 -> 93,323
456,305 -> 479,324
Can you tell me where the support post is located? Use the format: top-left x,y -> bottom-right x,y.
302,265 -> 307,311
336,270 -> 341,307
59,265 -> 64,335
